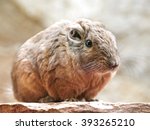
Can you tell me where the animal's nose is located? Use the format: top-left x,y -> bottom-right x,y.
109,61 -> 119,70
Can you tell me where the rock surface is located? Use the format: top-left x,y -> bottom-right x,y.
0,102 -> 150,113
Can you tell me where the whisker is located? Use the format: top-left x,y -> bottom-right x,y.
82,61 -> 101,71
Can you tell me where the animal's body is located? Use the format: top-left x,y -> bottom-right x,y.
11,19 -> 119,102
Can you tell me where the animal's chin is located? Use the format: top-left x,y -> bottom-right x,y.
99,67 -> 119,74
96,69 -> 110,74
92,66 -> 119,74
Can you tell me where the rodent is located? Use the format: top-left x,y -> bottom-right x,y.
11,18 -> 120,102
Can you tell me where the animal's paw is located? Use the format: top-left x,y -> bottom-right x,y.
85,99 -> 99,102
39,96 -> 62,103
65,98 -> 80,102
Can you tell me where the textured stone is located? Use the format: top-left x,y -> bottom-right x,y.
0,102 -> 150,113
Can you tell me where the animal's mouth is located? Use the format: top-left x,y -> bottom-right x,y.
81,56 -> 120,74
101,62 -> 119,74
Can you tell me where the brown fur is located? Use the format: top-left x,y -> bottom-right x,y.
11,19 -> 120,102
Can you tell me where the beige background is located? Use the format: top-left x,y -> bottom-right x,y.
0,0 -> 150,103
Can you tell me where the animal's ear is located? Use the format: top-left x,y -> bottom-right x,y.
68,29 -> 82,42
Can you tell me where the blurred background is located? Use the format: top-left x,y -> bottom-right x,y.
0,0 -> 150,103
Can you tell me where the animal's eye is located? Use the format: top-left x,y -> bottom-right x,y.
70,29 -> 81,41
85,39 -> 92,48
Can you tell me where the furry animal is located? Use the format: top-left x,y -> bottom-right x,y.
11,18 -> 120,102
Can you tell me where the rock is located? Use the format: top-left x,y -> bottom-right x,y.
0,102 -> 150,113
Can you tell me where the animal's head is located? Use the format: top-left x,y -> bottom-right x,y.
66,19 -> 120,73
